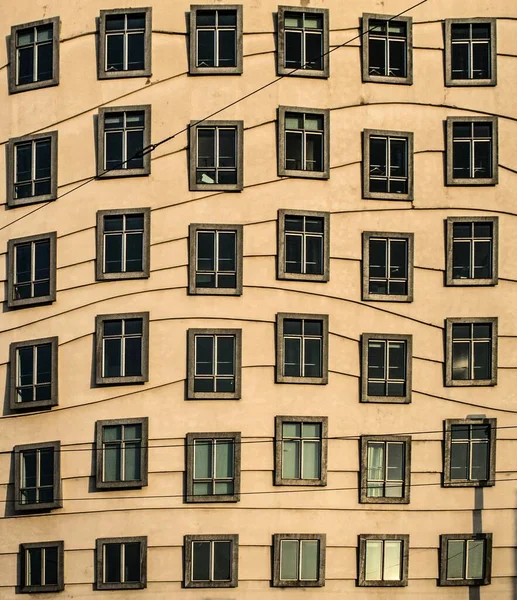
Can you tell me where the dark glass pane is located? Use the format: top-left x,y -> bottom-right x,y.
472,43 -> 490,79
124,543 -> 141,582
218,129 -> 236,167
217,274 -> 236,288
18,47 -> 34,84
218,232 -> 236,272
126,233 -> 143,271
305,31 -> 322,69
472,425 -> 490,440
285,131 -> 303,170
306,217 -> 324,233
198,129 -> 215,167
105,132 -> 123,170
389,240 -> 407,278
370,179 -> 388,193
474,141 -> 491,178
387,381 -> 405,396
389,179 -> 408,194
387,443 -> 403,480
128,14 -> 146,30
370,138 -> 387,176
284,338 -> 301,377
472,24 -> 490,39
125,320 -> 143,336
104,216 -> 123,232
453,123 -> 471,138
128,33 -> 145,70
284,319 -> 302,335
368,341 -> 385,380
368,381 -> 386,396
452,43 -> 469,79
104,544 -> 121,583
197,10 -> 216,26
369,38 -> 386,75
22,451 -> 37,489
37,344 -> 52,384
304,338 -> 322,377
34,180 -> 51,196
304,320 -> 322,336
218,11 -> 237,26
473,241 -> 491,278
126,112 -> 144,128
370,20 -> 387,35
18,346 -> 34,387
306,236 -> 323,274
127,130 -> 144,169
106,15 -> 124,31
35,140 -> 51,180
216,377 -> 235,392
218,30 -> 236,66
369,280 -> 387,294
369,239 -> 386,278
388,39 -> 406,77
197,231 -> 215,272
196,337 -> 214,375
285,30 -> 302,67
217,170 -> 237,184
474,123 -> 491,138
390,139 -> 407,176
36,385 -> 51,401
104,320 -> 122,336
388,342 -> 405,380
106,34 -> 124,71
285,216 -> 303,232
193,542 -> 211,580
15,283 -> 32,299
453,140 -> 471,178
473,324 -> 491,338
453,240 -> 471,278
39,448 -> 54,487
454,222 -> 472,238
306,133 -> 323,171
15,183 -> 33,199
197,30 -> 215,67
28,548 -> 42,586
33,281 -> 50,297
214,542 -> 231,580
451,24 -> 470,40
451,424 -> 470,440
472,443 -> 489,479
18,388 -> 34,403
16,143 -> 32,183
105,235 -> 123,272
126,214 -> 144,231
194,378 -> 214,392
450,442 -> 469,479
125,337 -> 142,376
37,43 -> 53,81
453,323 -> 471,339
216,337 -> 235,375
286,234 -> 302,273
34,240 -> 50,281
45,547 -> 58,585
104,339 -> 122,377
197,273 -> 216,287
474,222 -> 492,238
452,342 -> 470,380
473,341 -> 491,380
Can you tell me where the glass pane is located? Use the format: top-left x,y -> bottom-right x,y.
213,541 -> 231,580
128,14 -> 146,29
284,338 -> 301,377
285,13 -> 303,28
387,443 -> 403,481
369,239 -> 386,278
104,425 -> 122,442
301,540 -> 319,580
104,445 -> 121,481
218,129 -> 236,167
18,29 -> 34,45
197,30 -> 215,67
447,540 -> 465,579
369,38 -> 386,75
16,244 -> 32,284
124,424 -> 141,440
193,481 -> 211,495
15,143 -> 32,183
18,47 -> 35,85
454,122 -> 472,138
285,131 -> 302,170
452,42 -> 469,79
127,33 -> 145,70
473,43 -> 490,79
283,440 -> 300,478
472,425 -> 490,439
104,339 -> 122,377
126,233 -> 143,271
215,377 -> 234,392
216,337 -> 234,375
197,231 -> 215,271
390,139 -> 407,176
365,540 -> 382,580
280,540 -> 298,580
39,448 -> 54,487
106,15 -> 124,31
306,217 -> 324,233
194,441 -> 212,479
367,443 -> 385,490
283,423 -> 301,438
218,30 -> 236,67
218,10 -> 237,26
124,337 -> 142,377
197,130 -> 215,167
192,542 -> 210,581
104,216 -> 123,232
304,338 -> 322,377
124,543 -> 141,582
215,440 -> 233,478
194,378 -> 214,392
452,24 -> 470,40
384,541 -> 402,580
452,342 -> 470,380
390,240 -> 407,278
453,140 -> 471,178
285,216 -> 303,232
450,442 -> 469,479
302,440 -> 320,479
473,341 -> 491,379
474,141 -> 491,178
105,235 -> 123,273
126,130 -> 144,169
18,346 -> 34,388
304,116 -> 323,131
196,337 -> 214,375
286,234 -> 302,273
304,320 -> 322,336
35,140 -> 51,180
105,132 -> 123,170
106,35 -> 124,71
124,442 -> 141,480
467,540 -> 485,579
305,32 -> 322,69
28,548 -> 42,586
36,344 -> 52,384
368,341 -> 385,381
284,319 -> 302,335
388,39 -> 406,77
302,423 -> 321,438
197,10 -> 216,26
451,424 -> 469,440
126,214 -> 144,231
305,236 -> 323,274
45,546 -> 58,585
454,223 -> 472,238
471,443 -> 489,480
388,342 -> 405,380
104,544 -> 121,583
473,324 -> 491,338
214,481 -> 233,495
453,324 -> 471,339
453,240 -> 471,278
285,114 -> 303,129
285,30 -> 302,67
217,274 -> 236,288
306,133 -> 323,171
218,232 -> 236,272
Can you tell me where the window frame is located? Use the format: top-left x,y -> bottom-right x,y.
274,415 -> 328,486
445,18 -> 497,87
363,129 -> 414,201
9,17 -> 60,94
358,534 -> 409,587
95,312 -> 150,385
189,5 -> 243,75
439,533 -> 492,586
277,6 -> 329,79
98,8 -> 152,80
361,333 -> 412,404
95,417 -> 149,490
278,106 -> 330,180
186,432 -> 241,503
19,541 -> 64,593
446,116 -> 498,186
188,223 -> 243,295
360,435 -> 411,504
443,418 -> 496,487
7,232 -> 57,309
445,317 -> 498,387
277,209 -> 330,282
446,216 -> 498,286
7,131 -> 58,208
188,120 -> 244,192
272,533 -> 326,587
9,336 -> 58,411
96,105 -> 151,178
96,208 -> 151,281
14,440 -> 62,512
184,534 -> 239,588
95,536 -> 147,590
187,328 -> 242,400
362,231 -> 414,302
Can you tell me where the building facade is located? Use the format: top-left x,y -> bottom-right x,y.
1,0 -> 516,597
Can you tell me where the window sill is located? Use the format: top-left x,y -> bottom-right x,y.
9,78 -> 59,95
99,69 -> 152,80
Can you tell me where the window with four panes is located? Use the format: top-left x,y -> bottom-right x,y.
194,333 -> 236,393
367,338 -> 407,397
451,322 -> 492,381
283,319 -> 323,378
450,423 -> 491,482
368,236 -> 409,296
284,214 -> 324,275
195,10 -> 237,68
451,23 -> 492,80
452,221 -> 493,280
102,213 -> 145,274
102,318 -> 144,379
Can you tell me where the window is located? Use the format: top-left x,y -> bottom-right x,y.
363,129 -> 413,201
14,441 -> 61,512
20,541 -> 64,593
187,329 -> 241,399
446,217 -> 498,286
445,19 -> 497,86
188,224 -> 243,295
277,7 -> 329,78
276,313 -> 329,384
444,418 -> 496,487
9,17 -> 59,94
95,313 -> 149,385
96,208 -> 151,280
439,534 -> 492,586
278,107 -> 330,179
277,209 -> 330,282
189,121 -> 243,191
7,131 -> 58,208
272,534 -> 326,587
446,117 -> 498,185
97,106 -> 151,178
445,318 -> 497,386
96,537 -> 147,590
189,5 -> 243,75
358,534 -> 409,586
7,232 -> 57,309
362,14 -> 413,84
275,416 -> 328,486
360,436 -> 411,504
184,534 -> 238,588
9,337 -> 58,410
98,8 -> 152,79
361,333 -> 412,403
362,232 -> 414,302
186,432 -> 241,502
95,418 -> 148,489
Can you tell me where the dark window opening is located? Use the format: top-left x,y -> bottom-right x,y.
450,423 -> 491,482
452,121 -> 493,179
452,221 -> 493,280
19,447 -> 55,506
195,230 -> 237,289
196,127 -> 237,184
196,10 -> 237,68
15,342 -> 52,404
194,334 -> 236,393
284,214 -> 324,275
283,318 -> 323,378
369,136 -> 408,194
103,213 -> 144,274
14,238 -> 51,301
105,13 -> 146,72
451,23 -> 491,80
451,323 -> 492,381
284,12 -> 323,70
16,24 -> 54,85
368,237 -> 408,296
102,318 -> 144,379
285,113 -> 324,172
368,19 -> 407,78
104,111 -> 145,171
367,339 -> 406,397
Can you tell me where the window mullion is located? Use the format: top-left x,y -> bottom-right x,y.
210,541 -> 214,581
213,336 -> 218,384
383,442 -> 389,493
215,232 -> 220,280
215,128 -> 220,180
32,344 -> 38,401
31,140 -> 37,194
122,218 -> 127,272
41,547 -> 46,585
36,449 -> 41,501
31,242 -> 36,296
301,333 -> 306,377
33,28 -> 38,82
124,16 -> 129,71
121,543 -> 125,583
470,237 -> 475,278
